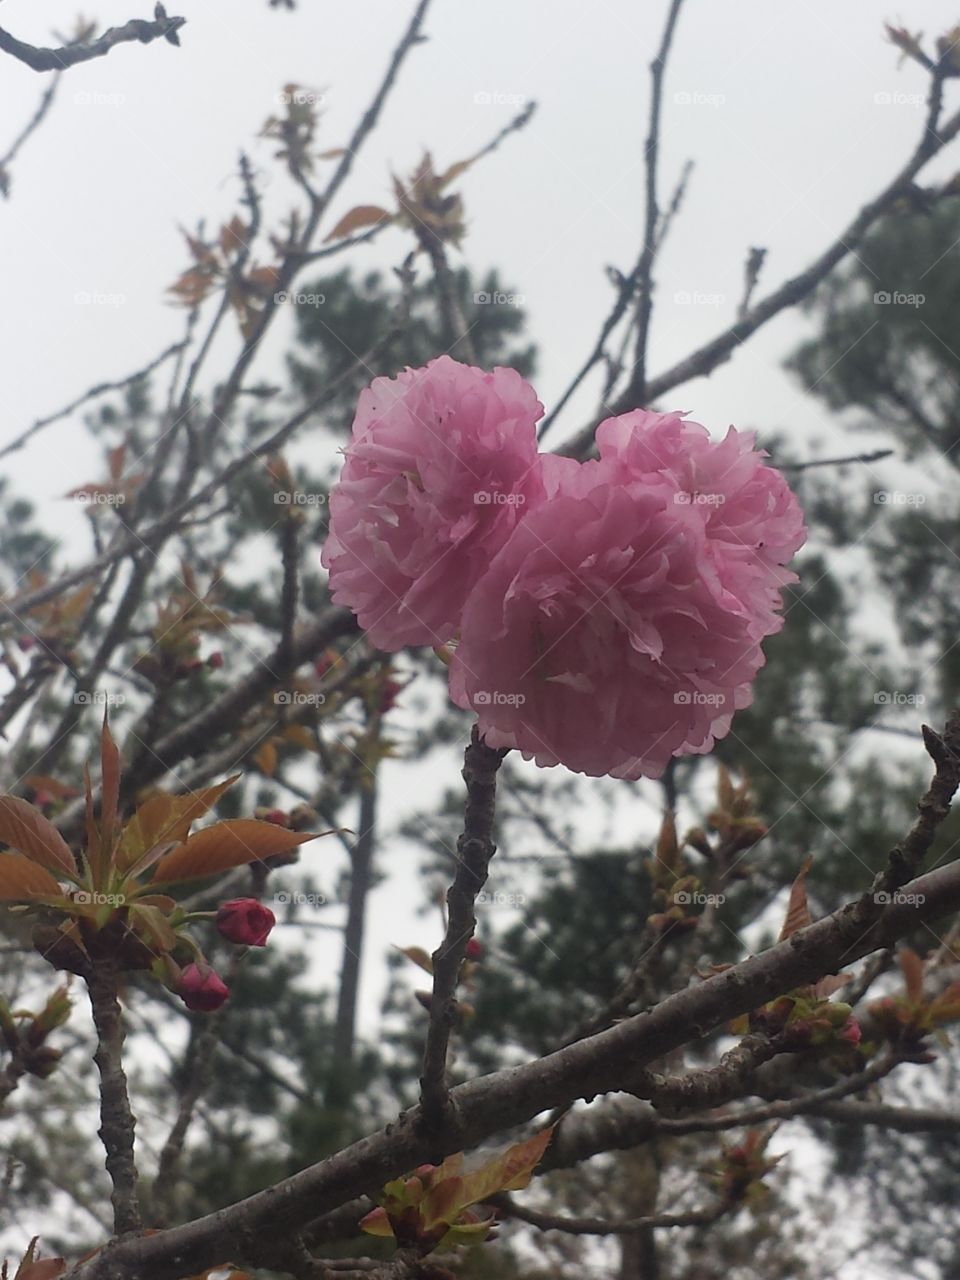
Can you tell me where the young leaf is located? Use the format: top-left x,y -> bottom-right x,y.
0,796 -> 75,877
397,945 -> 434,974
118,776 -> 239,871
457,1127 -> 554,1208
0,853 -> 64,901
323,204 -> 392,243
99,716 -> 121,849
359,1206 -> 395,1238
151,820 -> 324,884
778,856 -> 814,942
900,947 -> 925,1004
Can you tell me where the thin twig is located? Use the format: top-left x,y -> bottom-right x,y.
419,727 -> 508,1136
629,0 -> 687,408
0,342 -> 187,461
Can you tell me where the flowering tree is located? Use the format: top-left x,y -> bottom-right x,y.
4,4 -> 960,1279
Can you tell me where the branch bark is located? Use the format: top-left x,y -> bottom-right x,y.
0,12 -> 185,73
419,728 -> 508,1136
86,959 -> 140,1235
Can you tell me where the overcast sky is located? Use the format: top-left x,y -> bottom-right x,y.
3,0 -> 960,495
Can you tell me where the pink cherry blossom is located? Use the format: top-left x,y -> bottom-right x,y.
596,408 -> 807,639
322,356 -> 544,650
449,456 -> 772,779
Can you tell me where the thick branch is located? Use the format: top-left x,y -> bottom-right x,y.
0,12 -> 185,73
87,959 -> 140,1235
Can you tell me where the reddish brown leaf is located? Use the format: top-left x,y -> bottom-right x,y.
900,947 -> 925,1003
778,856 -> 814,942
323,204 -> 392,243
0,853 -> 64,901
0,796 -> 75,876
118,776 -> 239,872
152,819 -> 324,884
398,945 -> 434,975
100,716 -> 121,848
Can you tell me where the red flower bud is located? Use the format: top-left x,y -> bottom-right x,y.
465,938 -> 484,960
32,790 -> 54,810
179,963 -> 229,1012
17,634 -> 35,652
216,898 -> 276,947
379,678 -> 404,715
264,808 -> 288,826
207,650 -> 224,670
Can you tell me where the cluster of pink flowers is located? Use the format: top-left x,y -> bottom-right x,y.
323,356 -> 806,780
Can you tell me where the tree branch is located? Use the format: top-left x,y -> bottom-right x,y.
0,11 -> 186,73
562,68 -> 960,457
64,847 -> 960,1279
86,958 -> 140,1235
420,727 -> 508,1135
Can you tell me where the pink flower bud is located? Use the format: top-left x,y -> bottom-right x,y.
465,938 -> 484,960
207,651 -> 224,670
840,1017 -> 862,1046
216,898 -> 276,947
179,963 -> 229,1012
